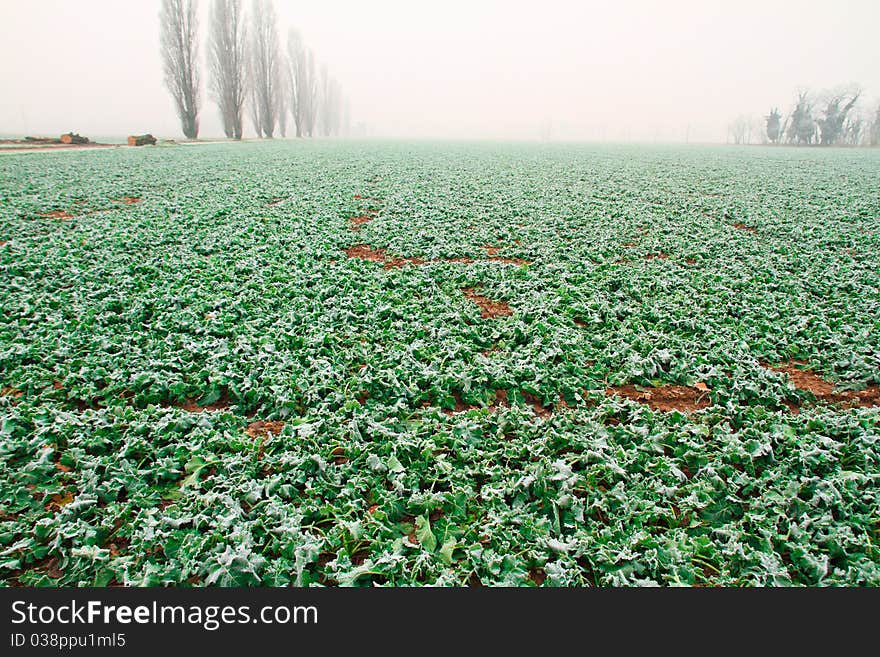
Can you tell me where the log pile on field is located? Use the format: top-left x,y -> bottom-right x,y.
127,134 -> 157,146
60,133 -> 90,144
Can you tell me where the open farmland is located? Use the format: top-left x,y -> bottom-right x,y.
1,141 -> 879,586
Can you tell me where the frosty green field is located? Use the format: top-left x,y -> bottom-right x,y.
1,141 -> 879,586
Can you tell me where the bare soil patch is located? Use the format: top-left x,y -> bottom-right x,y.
441,388 -> 509,415
175,392 -> 232,413
462,287 -> 512,318
522,392 -> 553,418
244,420 -> 285,439
40,210 -> 75,220
644,253 -> 669,260
344,244 -> 422,268
345,245 -> 528,269
441,391 -> 474,415
685,258 -> 697,265
115,196 -> 141,204
384,256 -> 425,269
488,256 -> 530,265
733,223 -> 757,233
768,361 -> 834,397
481,243 -> 529,265
349,215 -> 373,231
767,361 -> 880,409
345,244 -> 389,263
606,384 -> 711,412
528,567 -> 546,586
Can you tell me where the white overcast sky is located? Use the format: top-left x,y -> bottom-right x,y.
1,0 -> 878,142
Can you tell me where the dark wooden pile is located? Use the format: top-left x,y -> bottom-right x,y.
127,134 -> 157,146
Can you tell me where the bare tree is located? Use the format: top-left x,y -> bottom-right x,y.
276,73 -> 288,137
248,0 -> 281,138
765,108 -> 782,144
285,28 -> 322,138
818,89 -> 861,145
329,79 -> 342,136
871,104 -> 880,147
304,49 -> 319,137
160,0 -> 201,139
843,115 -> 864,146
286,28 -> 306,138
208,0 -> 247,139
729,115 -> 749,145
786,91 -> 816,145
318,70 -> 342,137
319,64 -> 331,136
342,97 -> 351,138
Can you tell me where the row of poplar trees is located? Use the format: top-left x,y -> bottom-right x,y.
763,88 -> 879,146
160,0 -> 348,140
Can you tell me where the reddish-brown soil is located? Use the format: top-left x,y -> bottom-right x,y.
345,244 -> 389,263
267,197 -> 284,206
441,391 -> 474,415
40,210 -> 75,220
733,223 -> 757,233
244,420 -> 285,439
769,362 -> 834,397
462,287 -> 512,318
345,245 -> 529,269
175,393 -> 232,413
0,241 -> 7,247
522,392 -> 553,418
623,242 -> 638,247
528,567 -> 546,586
479,243 -> 529,265
573,318 -> 587,328
767,361 -> 880,409
441,388 -> 509,415
488,256 -> 530,265
115,197 -> 141,204
344,244 -> 422,268
644,253 -> 669,260
1,386 -> 22,398
606,384 -> 712,412
45,490 -> 75,511
490,389 -> 509,410
383,256 -> 425,269
684,258 -> 697,265
331,446 -> 349,465
348,215 -> 373,231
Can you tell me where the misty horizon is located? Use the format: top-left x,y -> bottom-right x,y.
2,0 -> 879,143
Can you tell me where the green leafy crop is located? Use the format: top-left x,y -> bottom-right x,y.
0,141 -> 878,586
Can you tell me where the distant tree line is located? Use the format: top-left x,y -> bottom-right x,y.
160,0 -> 351,140
729,85 -> 879,146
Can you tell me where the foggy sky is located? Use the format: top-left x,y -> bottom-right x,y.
2,0 -> 878,142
